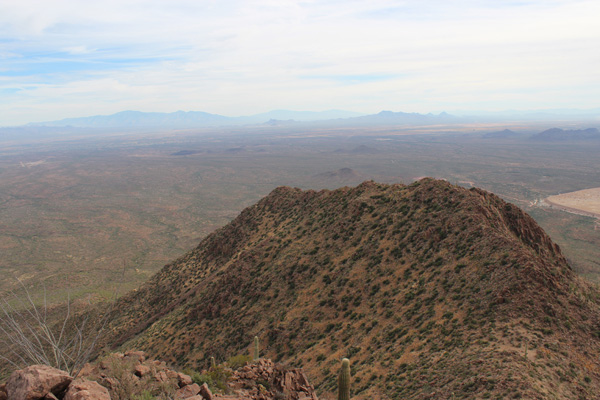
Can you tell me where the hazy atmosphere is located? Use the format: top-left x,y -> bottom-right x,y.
2,0 -> 600,125
2,1 -> 600,399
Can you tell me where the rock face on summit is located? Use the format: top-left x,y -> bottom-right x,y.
103,179 -> 600,399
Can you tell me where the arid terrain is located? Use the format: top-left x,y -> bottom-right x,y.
89,179 -> 600,399
1,124 -> 600,301
546,187 -> 600,218
2,124 -> 600,398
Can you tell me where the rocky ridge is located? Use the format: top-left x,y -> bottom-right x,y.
81,179 -> 600,398
0,351 -> 317,400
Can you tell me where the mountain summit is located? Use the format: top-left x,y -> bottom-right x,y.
104,179 -> 600,399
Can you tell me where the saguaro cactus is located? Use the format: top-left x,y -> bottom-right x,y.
210,356 -> 216,369
338,358 -> 351,400
253,336 -> 260,360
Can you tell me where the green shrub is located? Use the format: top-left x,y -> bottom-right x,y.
132,391 -> 156,400
227,354 -> 252,369
191,365 -> 232,394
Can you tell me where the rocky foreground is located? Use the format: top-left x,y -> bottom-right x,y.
0,351 -> 319,400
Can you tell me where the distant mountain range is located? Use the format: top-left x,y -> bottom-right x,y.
529,127 -> 600,141
26,109 -> 467,129
479,127 -> 600,141
5,109 -> 598,139
27,110 -> 366,129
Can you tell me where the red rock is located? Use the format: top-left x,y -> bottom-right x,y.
155,370 -> 169,382
63,378 -> 110,400
98,376 -> 119,391
0,383 -> 6,400
124,350 -> 146,363
134,364 -> 151,378
76,363 -> 95,378
177,372 -> 193,387
6,365 -> 73,400
165,369 -> 180,381
174,383 -> 201,399
199,383 -> 213,400
227,359 -> 319,400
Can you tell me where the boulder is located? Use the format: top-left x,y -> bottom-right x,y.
76,363 -> 96,378
0,383 -> 7,400
177,372 -> 193,387
6,365 -> 72,400
199,383 -> 213,400
134,364 -> 151,378
154,370 -> 169,383
63,378 -> 110,400
228,359 -> 318,400
174,383 -> 200,399
124,350 -> 146,363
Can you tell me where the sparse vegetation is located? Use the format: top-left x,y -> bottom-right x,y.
2,127 -> 600,307
99,353 -> 176,400
82,179 -> 600,399
190,364 -> 232,394
0,280 -> 115,377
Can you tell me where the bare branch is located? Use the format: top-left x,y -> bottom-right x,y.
0,276 -> 122,376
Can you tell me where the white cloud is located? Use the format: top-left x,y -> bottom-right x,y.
0,0 -> 599,125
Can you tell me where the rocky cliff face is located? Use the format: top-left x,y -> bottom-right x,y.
95,179 -> 600,399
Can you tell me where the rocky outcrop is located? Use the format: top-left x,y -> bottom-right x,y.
5,365 -> 72,400
63,378 -> 110,400
199,383 -> 213,400
221,359 -> 318,400
1,354 -> 319,400
78,351 -> 197,398
174,383 -> 201,399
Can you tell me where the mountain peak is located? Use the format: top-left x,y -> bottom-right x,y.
98,179 -> 599,399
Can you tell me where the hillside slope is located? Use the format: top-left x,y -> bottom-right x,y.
104,179 -> 600,399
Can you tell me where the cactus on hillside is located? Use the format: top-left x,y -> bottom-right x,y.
210,356 -> 216,369
338,358 -> 351,400
253,336 -> 260,361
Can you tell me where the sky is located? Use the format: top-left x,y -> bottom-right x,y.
1,0 -> 599,126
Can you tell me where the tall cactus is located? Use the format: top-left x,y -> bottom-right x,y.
210,356 -> 216,369
253,336 -> 260,361
338,358 -> 351,400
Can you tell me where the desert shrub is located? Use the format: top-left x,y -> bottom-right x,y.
132,391 -> 156,400
227,354 -> 252,369
191,364 -> 232,393
100,354 -> 176,400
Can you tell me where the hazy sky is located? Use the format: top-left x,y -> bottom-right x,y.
1,0 -> 599,125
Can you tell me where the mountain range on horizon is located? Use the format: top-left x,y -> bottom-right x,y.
26,109 -> 366,129
19,107 -> 600,130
